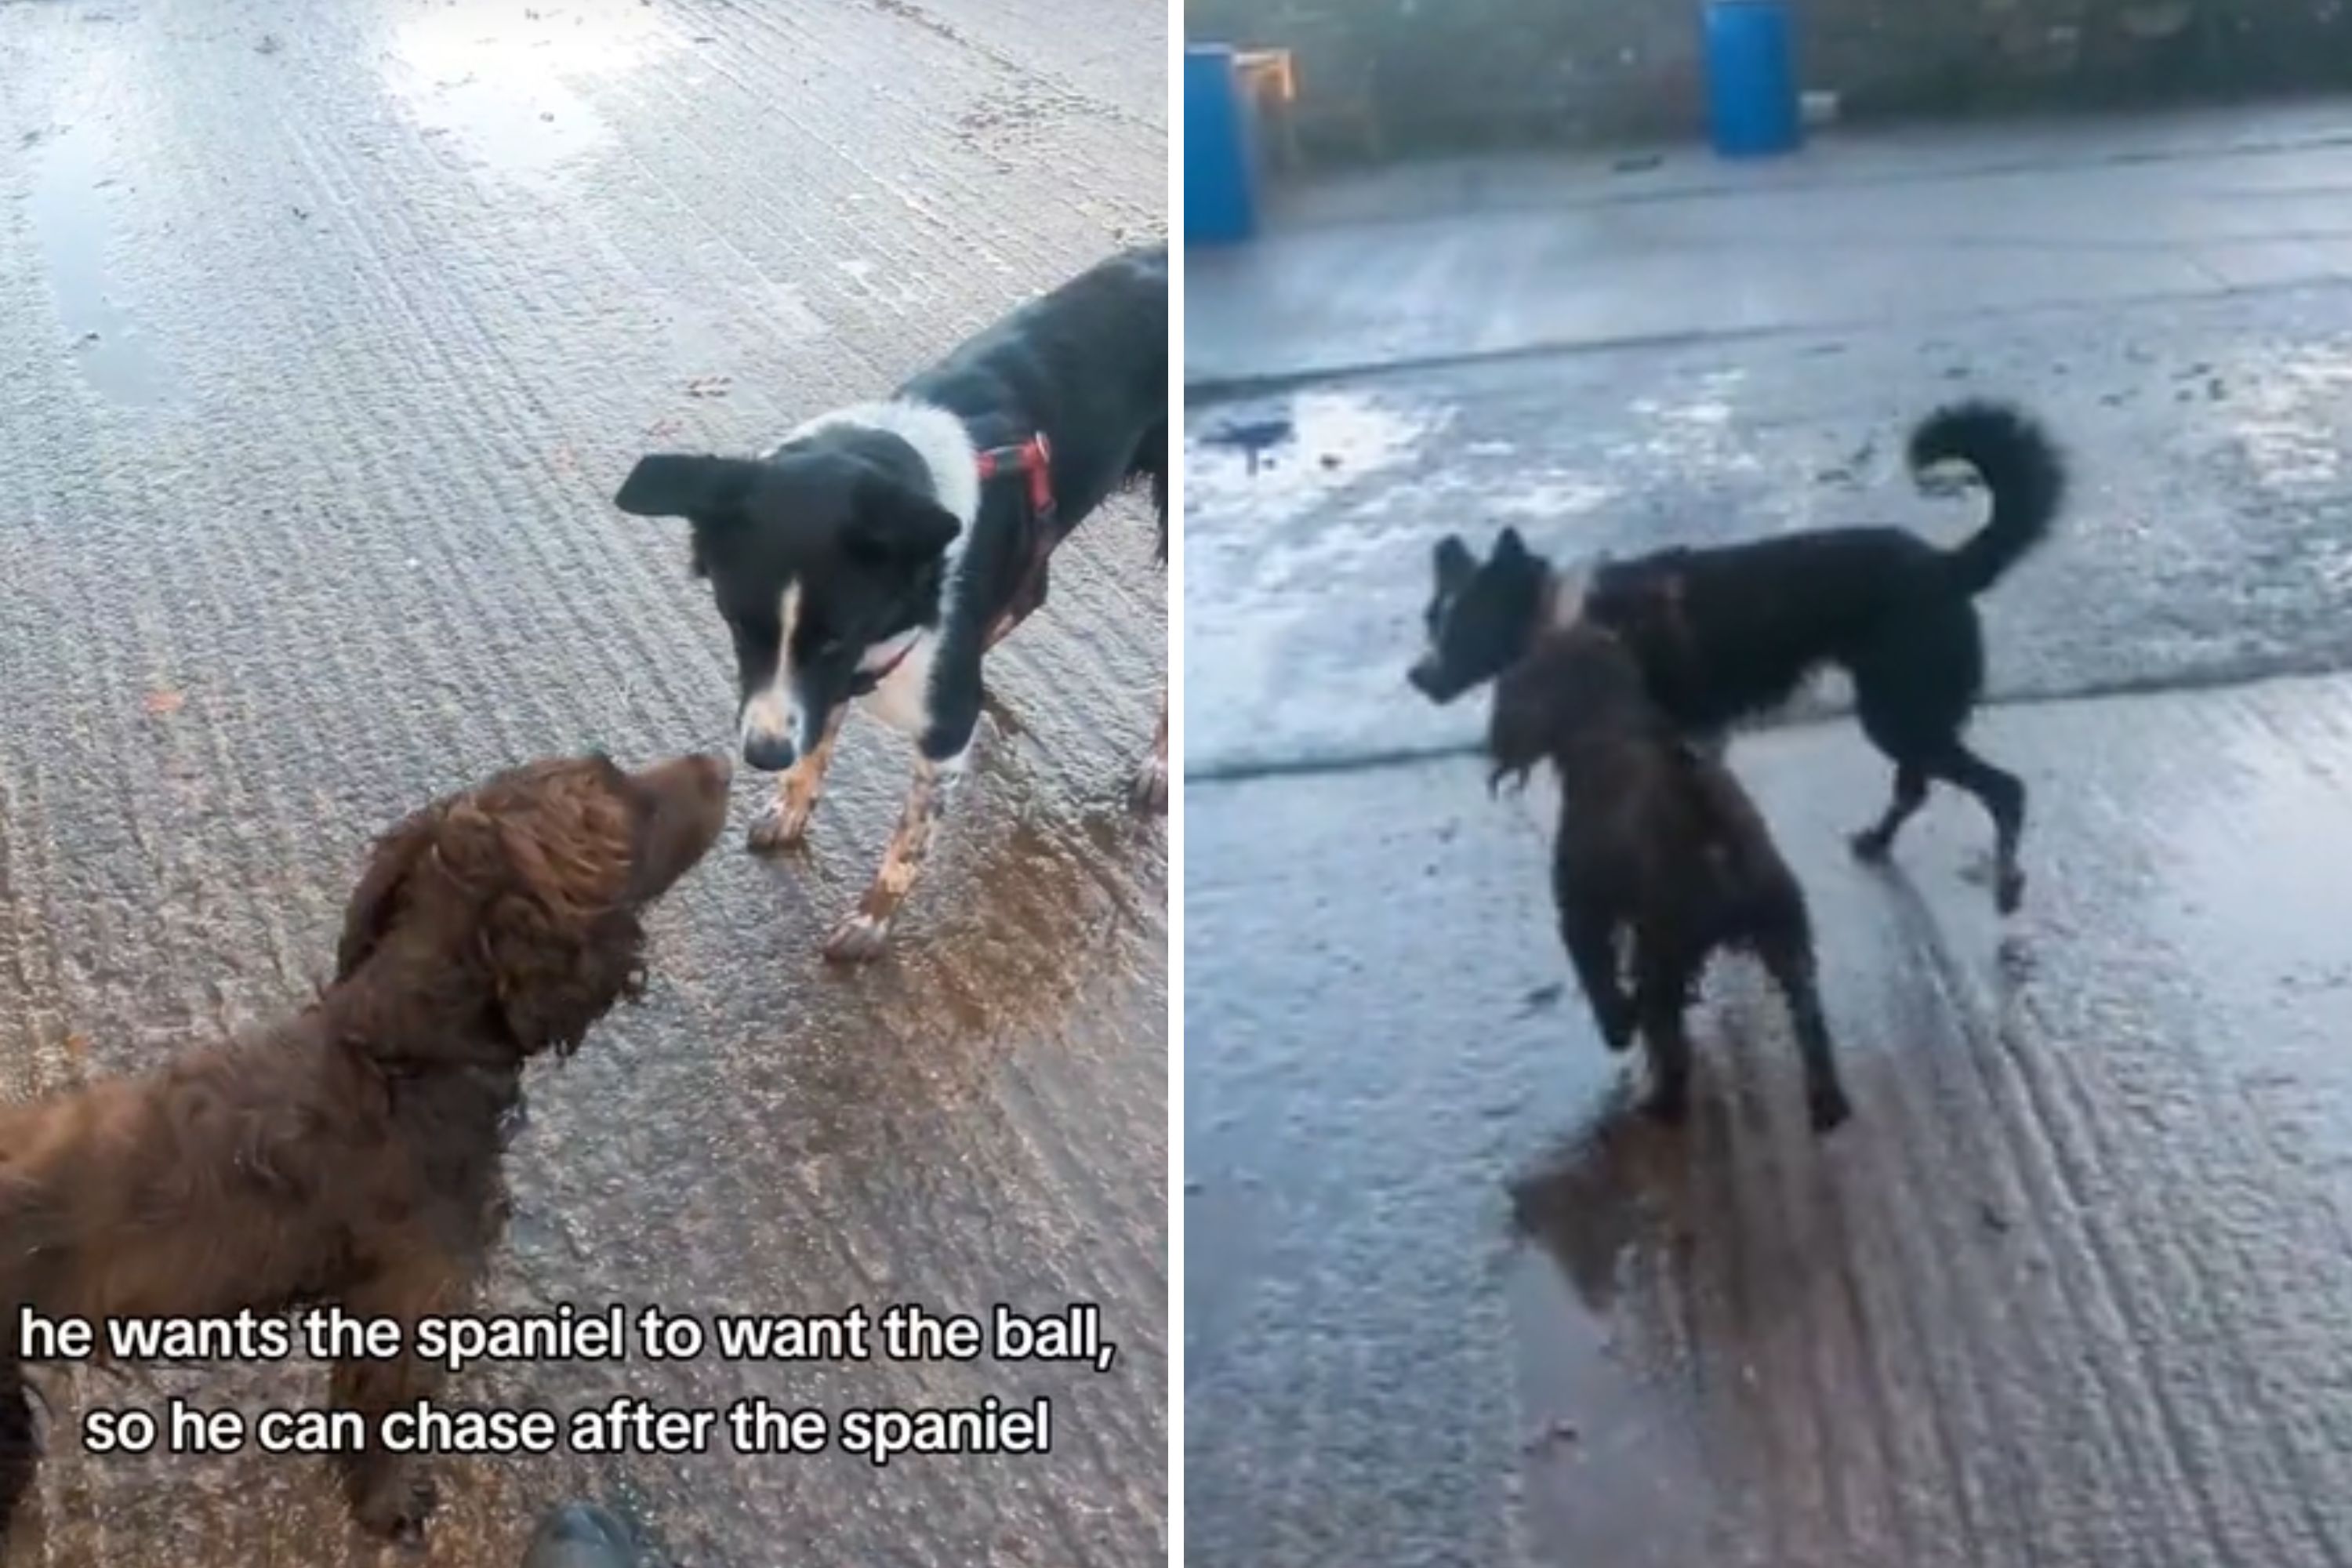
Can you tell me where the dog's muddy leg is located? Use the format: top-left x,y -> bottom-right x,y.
1634,955 -> 1697,1124
330,1261 -> 468,1544
1129,426 -> 1170,816
824,757 -> 950,964
0,1357 -> 36,1539
1754,910 -> 1850,1134
1561,911 -> 1633,1052
1850,763 -> 1928,863
1929,744 -> 2028,913
748,707 -> 847,852
1128,686 -> 1169,815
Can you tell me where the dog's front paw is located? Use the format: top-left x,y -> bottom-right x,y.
1809,1084 -> 1853,1134
348,1457 -> 438,1546
822,911 -> 893,964
1127,753 -> 1168,815
746,796 -> 814,853
1995,865 -> 2025,916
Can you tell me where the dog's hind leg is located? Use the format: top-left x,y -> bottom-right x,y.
1561,908 -> 1634,1053
1136,419 -> 1168,567
1927,742 -> 2028,914
1633,950 -> 1699,1123
1849,762 -> 1928,863
748,706 -> 848,852
1126,422 -> 1171,816
1750,890 -> 1850,1133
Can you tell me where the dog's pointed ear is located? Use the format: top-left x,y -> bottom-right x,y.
335,808 -> 439,982
844,473 -> 962,564
1494,526 -> 1530,564
1434,535 -> 1475,590
615,455 -> 763,519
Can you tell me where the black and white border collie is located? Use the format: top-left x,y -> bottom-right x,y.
614,245 -> 1167,963
1410,401 -> 2065,914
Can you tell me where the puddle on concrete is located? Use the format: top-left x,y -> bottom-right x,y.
1487,475 -> 1618,522
1613,371 -> 1756,473
380,4 -> 670,191
25,123 -> 176,408
2225,344 -> 2352,492
1504,1121 -> 1716,1566
1189,390 -> 1452,526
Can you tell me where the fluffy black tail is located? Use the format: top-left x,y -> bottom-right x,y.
1908,401 -> 2067,597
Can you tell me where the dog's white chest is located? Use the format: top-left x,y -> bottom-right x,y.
857,632 -> 935,737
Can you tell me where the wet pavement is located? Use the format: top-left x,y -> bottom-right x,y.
0,1 -> 1165,1565
1185,105 -> 2352,1568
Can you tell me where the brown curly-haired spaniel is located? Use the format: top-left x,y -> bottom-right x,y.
0,750 -> 729,1547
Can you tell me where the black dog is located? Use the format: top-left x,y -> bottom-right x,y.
1411,401 -> 2065,914
1490,622 -> 1849,1132
615,245 -> 1167,962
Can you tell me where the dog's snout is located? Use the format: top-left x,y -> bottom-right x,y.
742,731 -> 797,774
1406,658 -> 1443,699
629,752 -> 733,898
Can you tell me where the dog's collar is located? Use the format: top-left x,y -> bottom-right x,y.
975,433 -> 1055,517
848,630 -> 921,695
866,634 -> 918,683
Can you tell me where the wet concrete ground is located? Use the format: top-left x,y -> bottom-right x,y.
1185,104 -> 2352,1567
0,1 -> 1164,1564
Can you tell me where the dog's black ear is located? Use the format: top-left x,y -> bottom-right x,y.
1494,526 -> 1530,564
615,455 -> 763,519
1434,535 -> 1475,590
844,474 -> 962,564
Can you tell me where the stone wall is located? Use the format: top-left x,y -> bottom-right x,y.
1186,0 -> 2352,154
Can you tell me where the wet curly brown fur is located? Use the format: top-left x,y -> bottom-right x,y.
1491,626 -> 1851,1134
0,752 -> 726,1548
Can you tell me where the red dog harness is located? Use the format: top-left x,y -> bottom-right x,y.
860,435 -> 1060,688
975,432 -> 1054,517
975,433 -> 1058,649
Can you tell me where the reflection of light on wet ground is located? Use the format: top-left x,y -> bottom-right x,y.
1189,390 -> 1453,525
2227,345 -> 2352,493
1616,371 -> 1755,472
26,122 -> 176,408
1488,476 -> 1617,521
380,4 -> 671,189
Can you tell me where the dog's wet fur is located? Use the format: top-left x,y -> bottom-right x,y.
0,753 -> 729,1547
1412,400 -> 2066,913
1490,623 -> 1850,1132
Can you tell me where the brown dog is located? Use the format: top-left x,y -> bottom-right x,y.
0,751 -> 729,1546
1489,623 -> 1850,1133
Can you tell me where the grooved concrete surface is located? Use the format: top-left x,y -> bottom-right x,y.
0,1 -> 1166,1564
1185,108 -> 2352,1568
1190,682 -> 2352,1568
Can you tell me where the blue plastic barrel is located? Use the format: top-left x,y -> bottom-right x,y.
1185,45 -> 1257,245
1702,1 -> 1802,158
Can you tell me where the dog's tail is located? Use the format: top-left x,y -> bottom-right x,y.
1909,401 -> 2067,597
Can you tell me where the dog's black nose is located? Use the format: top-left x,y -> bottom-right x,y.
742,731 -> 797,773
